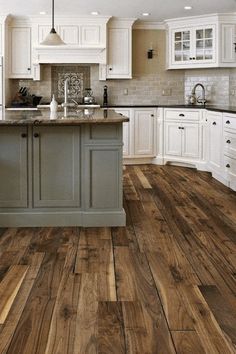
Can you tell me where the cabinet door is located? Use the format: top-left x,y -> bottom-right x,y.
33,126 -> 80,208
171,29 -> 191,65
165,122 -> 182,157
0,127 -> 28,207
134,110 -> 155,156
193,26 -> 216,63
208,112 -> 223,173
221,24 -> 236,63
115,109 -> 131,156
107,28 -> 131,78
182,123 -> 199,159
9,27 -> 32,78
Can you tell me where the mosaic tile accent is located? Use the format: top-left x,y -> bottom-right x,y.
51,65 -> 90,102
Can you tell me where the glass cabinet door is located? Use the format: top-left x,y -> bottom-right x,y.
173,30 -> 191,63
194,27 -> 215,62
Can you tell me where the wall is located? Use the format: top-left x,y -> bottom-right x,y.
7,29 -> 236,107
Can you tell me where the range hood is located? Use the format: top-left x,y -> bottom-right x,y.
33,45 -> 107,65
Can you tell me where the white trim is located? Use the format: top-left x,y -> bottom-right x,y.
133,21 -> 165,30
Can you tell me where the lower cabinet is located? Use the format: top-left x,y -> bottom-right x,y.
207,111 -> 223,174
165,122 -> 182,156
0,126 -> 28,207
32,126 -> 81,207
114,109 -> 131,156
134,109 -> 155,156
182,122 -> 200,158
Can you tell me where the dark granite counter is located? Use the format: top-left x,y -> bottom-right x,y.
0,108 -> 129,126
102,104 -> 236,114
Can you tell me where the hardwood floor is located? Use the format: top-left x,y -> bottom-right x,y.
0,165 -> 236,354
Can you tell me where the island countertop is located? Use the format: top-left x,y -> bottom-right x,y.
0,108 -> 129,125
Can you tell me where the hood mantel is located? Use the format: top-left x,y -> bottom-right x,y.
30,15 -> 111,79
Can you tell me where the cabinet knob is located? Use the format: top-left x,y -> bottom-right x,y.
192,57 -> 196,60
34,133 -> 39,138
151,114 -> 154,117
179,114 -> 185,117
226,140 -> 231,144
109,67 -> 112,71
21,133 -> 27,138
27,68 -> 31,71
178,126 -> 182,129
226,164 -> 231,168
226,120 -> 231,124
212,122 -> 216,125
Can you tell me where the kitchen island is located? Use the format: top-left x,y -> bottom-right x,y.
0,108 -> 129,227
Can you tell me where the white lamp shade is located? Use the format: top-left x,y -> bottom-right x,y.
40,30 -> 65,45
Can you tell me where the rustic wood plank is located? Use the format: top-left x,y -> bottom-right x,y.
73,273 -> 98,354
0,252 -> 45,354
134,166 -> 152,189
98,302 -> 126,354
0,265 -> 28,324
172,331 -> 206,354
45,247 -> 81,354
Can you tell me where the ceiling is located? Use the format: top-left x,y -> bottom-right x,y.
0,0 -> 236,22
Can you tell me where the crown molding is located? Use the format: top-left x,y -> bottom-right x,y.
133,21 -> 165,30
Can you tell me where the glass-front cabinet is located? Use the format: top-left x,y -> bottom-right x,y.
171,25 -> 216,67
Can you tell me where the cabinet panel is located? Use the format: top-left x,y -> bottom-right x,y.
80,25 -> 100,46
165,122 -> 182,157
0,127 -> 28,207
59,26 -> 79,44
115,109 -> 131,156
193,26 -> 216,63
85,147 -> 122,210
9,27 -> 32,78
221,24 -> 236,63
107,28 -> 131,78
134,110 -> 154,156
33,126 -> 80,208
182,123 -> 199,158
208,112 -> 223,173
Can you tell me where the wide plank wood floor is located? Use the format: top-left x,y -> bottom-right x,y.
0,165 -> 236,354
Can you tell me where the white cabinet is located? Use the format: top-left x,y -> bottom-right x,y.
9,27 -> 32,78
106,19 -> 135,79
167,14 -> 236,69
221,24 -> 236,63
114,108 -> 132,156
171,25 -> 216,68
134,109 -> 155,156
164,109 -> 202,164
207,111 -> 223,174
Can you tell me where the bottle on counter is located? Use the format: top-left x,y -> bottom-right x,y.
50,94 -> 58,112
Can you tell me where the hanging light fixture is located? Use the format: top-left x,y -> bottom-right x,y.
40,0 -> 65,45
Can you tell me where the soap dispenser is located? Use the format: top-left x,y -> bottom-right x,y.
50,94 -> 58,112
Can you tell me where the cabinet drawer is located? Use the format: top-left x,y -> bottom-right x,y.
223,114 -> 236,131
164,109 -> 200,121
224,155 -> 236,176
224,132 -> 236,159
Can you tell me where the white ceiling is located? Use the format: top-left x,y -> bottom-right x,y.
0,0 -> 236,21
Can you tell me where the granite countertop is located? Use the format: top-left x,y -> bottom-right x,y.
102,104 -> 236,114
0,108 -> 129,126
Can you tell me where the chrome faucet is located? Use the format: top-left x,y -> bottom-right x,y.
191,83 -> 207,105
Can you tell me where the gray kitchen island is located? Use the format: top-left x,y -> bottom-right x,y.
0,108 -> 128,227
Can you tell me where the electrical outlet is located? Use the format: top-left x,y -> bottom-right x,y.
123,89 -> 128,95
230,89 -> 236,96
162,88 -> 172,96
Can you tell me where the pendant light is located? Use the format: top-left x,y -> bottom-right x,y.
40,0 -> 65,45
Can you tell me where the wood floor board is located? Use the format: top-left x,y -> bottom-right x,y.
0,165 -> 235,353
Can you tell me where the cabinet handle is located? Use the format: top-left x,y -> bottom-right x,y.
226,120 -> 231,124
192,57 -> 196,60
34,133 -> 39,138
182,127 -> 185,130
27,68 -> 31,71
21,133 -> 27,138
226,140 -> 231,144
189,57 -> 192,60
226,164 -> 231,168
212,122 -> 216,125
109,67 -> 112,71
179,114 -> 185,117
178,126 -> 182,129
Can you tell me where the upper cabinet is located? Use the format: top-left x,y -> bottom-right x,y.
166,14 -> 236,69
8,26 -> 32,78
106,19 -> 136,79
